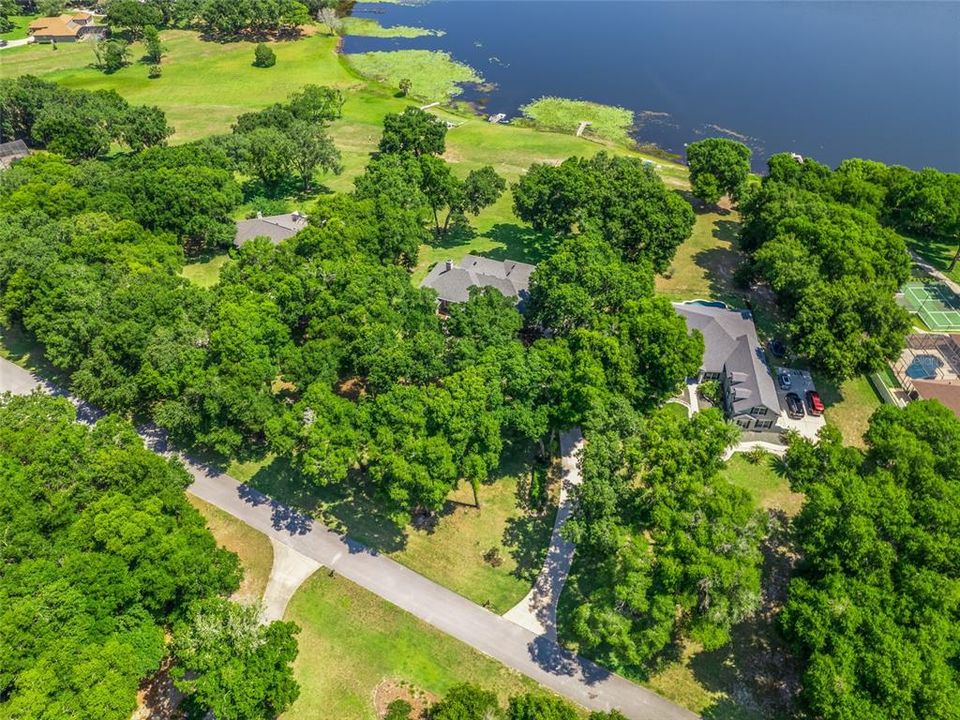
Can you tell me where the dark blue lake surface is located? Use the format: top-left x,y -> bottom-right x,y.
345,1 -> 960,172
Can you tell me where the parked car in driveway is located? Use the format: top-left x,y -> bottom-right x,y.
778,369 -> 792,390
785,392 -> 805,419
805,389 -> 824,416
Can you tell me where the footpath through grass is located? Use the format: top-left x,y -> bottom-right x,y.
285,572 -> 539,720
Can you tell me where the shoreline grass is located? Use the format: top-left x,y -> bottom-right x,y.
346,49 -> 480,102
518,96 -> 635,144
341,16 -> 443,38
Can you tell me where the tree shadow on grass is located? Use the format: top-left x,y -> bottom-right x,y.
483,223 -> 560,265
0,322 -> 72,387
245,455 -> 407,553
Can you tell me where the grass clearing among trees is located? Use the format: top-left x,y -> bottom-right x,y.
228,446 -> 558,613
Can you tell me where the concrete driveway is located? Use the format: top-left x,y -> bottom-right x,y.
0,37 -> 34,50
774,368 -> 825,440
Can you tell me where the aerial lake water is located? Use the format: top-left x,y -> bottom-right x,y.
345,1 -> 960,172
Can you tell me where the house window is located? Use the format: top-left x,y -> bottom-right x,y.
736,418 -> 751,429
754,407 -> 768,416
703,372 -> 721,381
755,420 -> 774,430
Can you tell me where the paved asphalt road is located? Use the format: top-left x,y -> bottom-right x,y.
0,355 -> 699,720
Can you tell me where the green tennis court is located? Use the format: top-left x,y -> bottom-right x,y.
902,282 -> 960,331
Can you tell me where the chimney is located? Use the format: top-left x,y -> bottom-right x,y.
444,259 -> 453,271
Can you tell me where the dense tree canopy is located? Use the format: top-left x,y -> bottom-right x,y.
563,406 -> 764,672
172,599 -> 300,720
739,154 -> 915,379
0,394 -> 241,719
513,152 -> 695,272
685,137 -> 752,205
0,76 -> 171,158
781,401 -> 960,720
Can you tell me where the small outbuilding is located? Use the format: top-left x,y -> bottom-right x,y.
420,254 -> 535,312
0,139 -> 29,169
234,211 -> 309,247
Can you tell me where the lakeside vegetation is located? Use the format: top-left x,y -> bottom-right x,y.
518,97 -> 635,144
341,16 -> 443,38
347,49 -> 481,103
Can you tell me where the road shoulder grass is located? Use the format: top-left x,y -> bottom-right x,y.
187,494 -> 274,603
285,572 -> 540,720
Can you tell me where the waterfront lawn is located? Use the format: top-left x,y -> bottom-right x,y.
188,494 -> 274,603
0,31 -> 359,143
229,444 -> 556,613
285,572 -> 540,720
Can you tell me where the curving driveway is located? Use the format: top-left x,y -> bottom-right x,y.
0,355 -> 698,720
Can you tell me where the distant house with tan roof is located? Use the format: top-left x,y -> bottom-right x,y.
28,12 -> 105,42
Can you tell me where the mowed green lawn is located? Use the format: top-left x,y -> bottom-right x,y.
285,573 -> 541,720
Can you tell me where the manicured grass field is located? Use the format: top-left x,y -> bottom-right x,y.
817,373 -> 883,448
188,494 -> 274,603
518,97 -> 635,144
229,446 -> 556,613
284,572 -> 539,720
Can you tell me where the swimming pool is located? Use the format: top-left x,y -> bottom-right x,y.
906,354 -> 943,380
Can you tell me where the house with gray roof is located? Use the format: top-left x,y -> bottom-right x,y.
420,255 -> 536,311
234,211 -> 308,247
0,139 -> 29,169
673,301 -> 781,431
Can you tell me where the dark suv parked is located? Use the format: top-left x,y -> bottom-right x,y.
785,392 -> 804,419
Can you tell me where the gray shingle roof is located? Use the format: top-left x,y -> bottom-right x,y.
234,213 -> 308,247
673,301 -> 780,415
0,140 -> 29,168
420,254 -> 536,306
